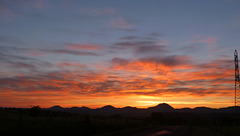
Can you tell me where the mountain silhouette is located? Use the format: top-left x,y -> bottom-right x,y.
147,103 -> 174,112
95,105 -> 118,115
193,106 -> 216,113
47,103 -> 240,116
79,106 -> 91,110
48,105 -> 64,111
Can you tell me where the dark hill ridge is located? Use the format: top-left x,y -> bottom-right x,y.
48,105 -> 64,111
147,103 -> 174,112
46,103 -> 240,116
98,105 -> 116,110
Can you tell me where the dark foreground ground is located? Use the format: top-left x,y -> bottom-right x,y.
97,126 -> 191,136
132,126 -> 190,136
96,126 -> 240,136
1,107 -> 240,136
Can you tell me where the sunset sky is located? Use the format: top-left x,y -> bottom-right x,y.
1,0 -> 240,109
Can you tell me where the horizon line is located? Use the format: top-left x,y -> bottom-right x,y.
0,103 -> 236,109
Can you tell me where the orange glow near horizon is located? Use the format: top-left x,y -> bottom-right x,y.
0,93 -> 234,109
0,57 -> 235,109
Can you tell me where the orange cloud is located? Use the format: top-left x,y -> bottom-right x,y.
0,53 -> 234,108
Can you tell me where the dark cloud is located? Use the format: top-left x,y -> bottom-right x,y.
149,32 -> 163,37
173,79 -> 209,86
136,45 -> 166,54
127,87 -> 224,97
0,45 -> 100,57
0,74 -> 65,92
158,88 -> 218,96
119,32 -> 163,41
113,41 -> 167,54
0,46 -> 30,51
0,69 -> 123,95
38,85 -> 63,91
40,49 -> 99,56
111,55 -> 191,68
0,77 -> 23,85
113,33 -> 168,55
120,34 -> 162,41
139,55 -> 191,66
212,78 -> 232,84
120,36 -> 138,40
9,62 -> 37,70
196,59 -> 232,70
111,58 -> 129,66
90,80 -> 122,93
0,51 -> 53,72
114,41 -> 155,47
215,59 -> 233,69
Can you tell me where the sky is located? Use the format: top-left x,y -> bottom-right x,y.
1,0 -> 240,109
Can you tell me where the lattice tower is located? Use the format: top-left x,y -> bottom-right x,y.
234,50 -> 240,107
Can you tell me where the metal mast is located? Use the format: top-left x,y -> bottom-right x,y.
234,50 -> 240,107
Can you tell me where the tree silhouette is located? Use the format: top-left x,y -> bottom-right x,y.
30,105 -> 41,117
